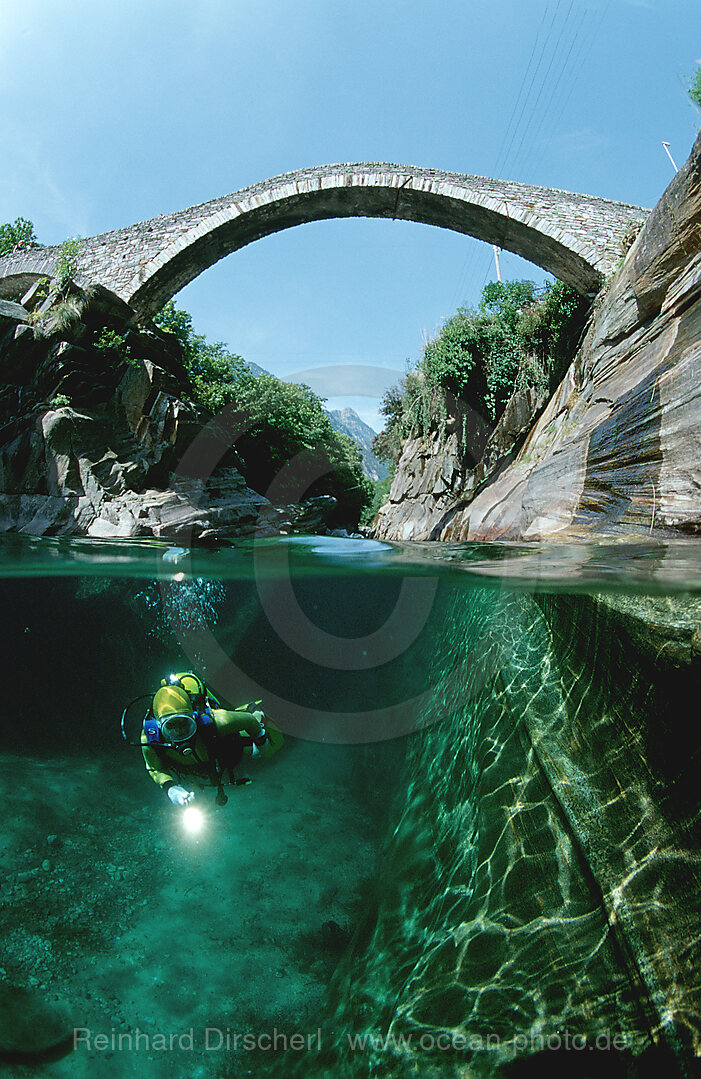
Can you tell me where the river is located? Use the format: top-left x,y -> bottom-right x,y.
1,533 -> 699,1078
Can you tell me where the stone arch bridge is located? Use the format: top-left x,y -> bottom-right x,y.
0,163 -> 647,317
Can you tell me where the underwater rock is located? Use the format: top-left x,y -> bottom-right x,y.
582,590 -> 701,669
320,919 -> 351,954
0,982 -> 73,1064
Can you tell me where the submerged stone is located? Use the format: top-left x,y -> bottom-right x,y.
0,982 -> 73,1064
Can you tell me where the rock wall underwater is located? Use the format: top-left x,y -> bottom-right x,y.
280,587 -> 701,1078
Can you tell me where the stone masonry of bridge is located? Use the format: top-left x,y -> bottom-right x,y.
0,163 -> 648,317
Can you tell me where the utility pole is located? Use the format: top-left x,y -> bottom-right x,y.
492,244 -> 502,282
662,141 -> 679,172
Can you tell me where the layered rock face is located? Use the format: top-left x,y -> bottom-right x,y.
0,285 -> 336,541
284,586 -> 701,1078
374,381 -> 547,541
283,131 -> 701,1071
374,130 -> 701,543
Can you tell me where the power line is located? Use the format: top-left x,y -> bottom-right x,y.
491,2 -> 555,180
455,0 -> 598,309
545,1 -> 611,162
493,0 -> 563,181
513,5 -> 587,180
451,3 -> 558,310
507,0 -> 578,180
477,0 -> 592,296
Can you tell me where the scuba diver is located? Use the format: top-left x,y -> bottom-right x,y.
126,671 -> 283,807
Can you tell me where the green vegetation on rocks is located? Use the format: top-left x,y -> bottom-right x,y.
54,238 -> 82,289
94,327 -> 135,364
373,278 -> 587,467
0,215 -> 373,529
360,466 -> 394,526
153,300 -> 249,410
690,63 -> 701,110
154,301 -> 373,522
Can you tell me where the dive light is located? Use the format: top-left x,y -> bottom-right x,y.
182,805 -> 205,835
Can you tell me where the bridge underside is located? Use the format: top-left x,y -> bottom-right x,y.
0,272 -> 45,301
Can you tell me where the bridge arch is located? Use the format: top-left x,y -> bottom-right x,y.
0,164 -> 647,316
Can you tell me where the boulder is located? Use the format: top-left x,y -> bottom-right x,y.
0,982 -> 73,1064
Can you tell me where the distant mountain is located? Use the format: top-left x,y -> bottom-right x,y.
245,359 -> 270,377
326,408 -> 388,482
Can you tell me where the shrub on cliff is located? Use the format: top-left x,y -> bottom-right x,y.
374,278 -> 587,466
361,467 -> 394,526
517,278 -> 588,393
55,238 -> 82,290
422,281 -> 539,418
690,63 -> 701,111
372,368 -> 446,464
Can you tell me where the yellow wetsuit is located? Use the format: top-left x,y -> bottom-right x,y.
142,706 -> 283,792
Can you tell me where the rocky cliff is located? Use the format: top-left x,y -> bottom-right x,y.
374,130 -> 701,543
349,134 -> 701,1077
0,284 -> 336,541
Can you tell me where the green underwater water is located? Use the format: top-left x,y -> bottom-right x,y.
1,534 -> 700,1079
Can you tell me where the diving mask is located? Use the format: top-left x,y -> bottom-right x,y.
160,711 -> 198,745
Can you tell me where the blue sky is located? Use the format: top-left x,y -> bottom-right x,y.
1,0 -> 699,430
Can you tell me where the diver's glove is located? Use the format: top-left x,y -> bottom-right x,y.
167,785 -> 194,806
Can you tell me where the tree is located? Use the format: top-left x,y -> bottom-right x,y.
153,300 -> 196,356
153,300 -> 372,523
479,279 -> 538,327
361,467 -> 394,526
373,381 -> 410,465
226,373 -> 373,516
422,308 -> 487,405
154,299 -> 249,410
0,218 -> 38,257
